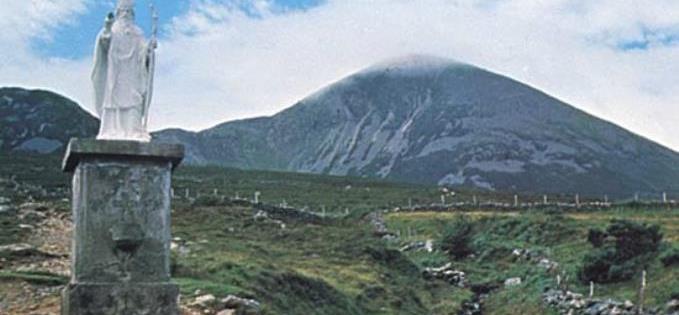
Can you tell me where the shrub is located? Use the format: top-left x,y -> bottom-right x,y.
580,220 -> 663,284
440,216 -> 475,260
607,219 -> 662,260
660,247 -> 679,267
587,228 -> 606,248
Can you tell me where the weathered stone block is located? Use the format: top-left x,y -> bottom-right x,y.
61,139 -> 184,315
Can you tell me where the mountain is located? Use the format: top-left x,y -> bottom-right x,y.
155,55 -> 679,196
3,56 -> 679,196
0,87 -> 99,154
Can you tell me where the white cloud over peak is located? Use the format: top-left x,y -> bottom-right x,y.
0,0 -> 678,151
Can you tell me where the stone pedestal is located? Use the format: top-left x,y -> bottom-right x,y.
61,139 -> 184,315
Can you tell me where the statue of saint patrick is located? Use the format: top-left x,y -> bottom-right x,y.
92,0 -> 157,142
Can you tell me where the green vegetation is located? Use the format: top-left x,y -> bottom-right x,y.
173,164 -> 450,215
660,246 -> 679,267
0,271 -> 67,286
580,220 -> 663,284
440,216 -> 475,260
170,205 -> 471,314
385,209 -> 679,313
1,152 -> 678,314
0,214 -> 23,247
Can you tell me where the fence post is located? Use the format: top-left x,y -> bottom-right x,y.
589,281 -> 594,298
564,275 -> 570,291
638,270 -> 646,314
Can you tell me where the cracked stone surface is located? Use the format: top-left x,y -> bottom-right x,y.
61,140 -> 183,315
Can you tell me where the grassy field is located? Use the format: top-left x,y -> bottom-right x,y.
170,204 -> 473,314
1,152 -> 678,314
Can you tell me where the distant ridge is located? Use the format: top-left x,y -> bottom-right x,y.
0,87 -> 99,154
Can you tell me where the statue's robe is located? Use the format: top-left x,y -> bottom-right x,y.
93,20 -> 152,141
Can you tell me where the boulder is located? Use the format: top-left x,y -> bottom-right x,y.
221,295 -> 261,314
190,294 -> 217,308
253,210 -> 268,221
538,258 -> 559,271
424,240 -> 434,253
0,205 -> 16,215
623,300 -> 634,310
667,299 -> 679,314
18,224 -> 34,231
400,241 -> 426,252
19,202 -> 49,212
545,289 -> 657,315
0,243 -> 43,258
422,263 -> 466,287
19,210 -> 47,223
504,277 -> 522,287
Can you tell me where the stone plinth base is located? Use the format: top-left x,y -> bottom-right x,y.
61,139 -> 184,315
61,283 -> 180,315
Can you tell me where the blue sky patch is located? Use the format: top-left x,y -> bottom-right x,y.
616,27 -> 679,51
33,0 -> 324,60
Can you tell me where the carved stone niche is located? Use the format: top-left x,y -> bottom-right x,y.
61,139 -> 184,315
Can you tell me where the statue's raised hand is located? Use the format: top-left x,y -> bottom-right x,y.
104,12 -> 114,34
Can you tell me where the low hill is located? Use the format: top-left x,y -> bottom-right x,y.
0,87 -> 99,154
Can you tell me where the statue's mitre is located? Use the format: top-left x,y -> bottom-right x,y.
116,0 -> 135,9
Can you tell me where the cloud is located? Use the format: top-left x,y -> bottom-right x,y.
0,0 -> 89,44
0,0 -> 94,114
155,0 -> 679,150
1,0 -> 678,152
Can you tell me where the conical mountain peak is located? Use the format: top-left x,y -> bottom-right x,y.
360,54 -> 469,76
155,55 -> 679,196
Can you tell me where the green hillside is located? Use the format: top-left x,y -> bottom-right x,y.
0,153 -> 678,314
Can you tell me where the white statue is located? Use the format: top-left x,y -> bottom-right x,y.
93,0 -> 157,142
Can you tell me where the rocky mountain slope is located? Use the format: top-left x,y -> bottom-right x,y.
155,55 -> 679,196
0,87 -> 99,154
3,55 -> 679,196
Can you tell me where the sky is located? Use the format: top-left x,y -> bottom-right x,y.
0,0 -> 678,151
